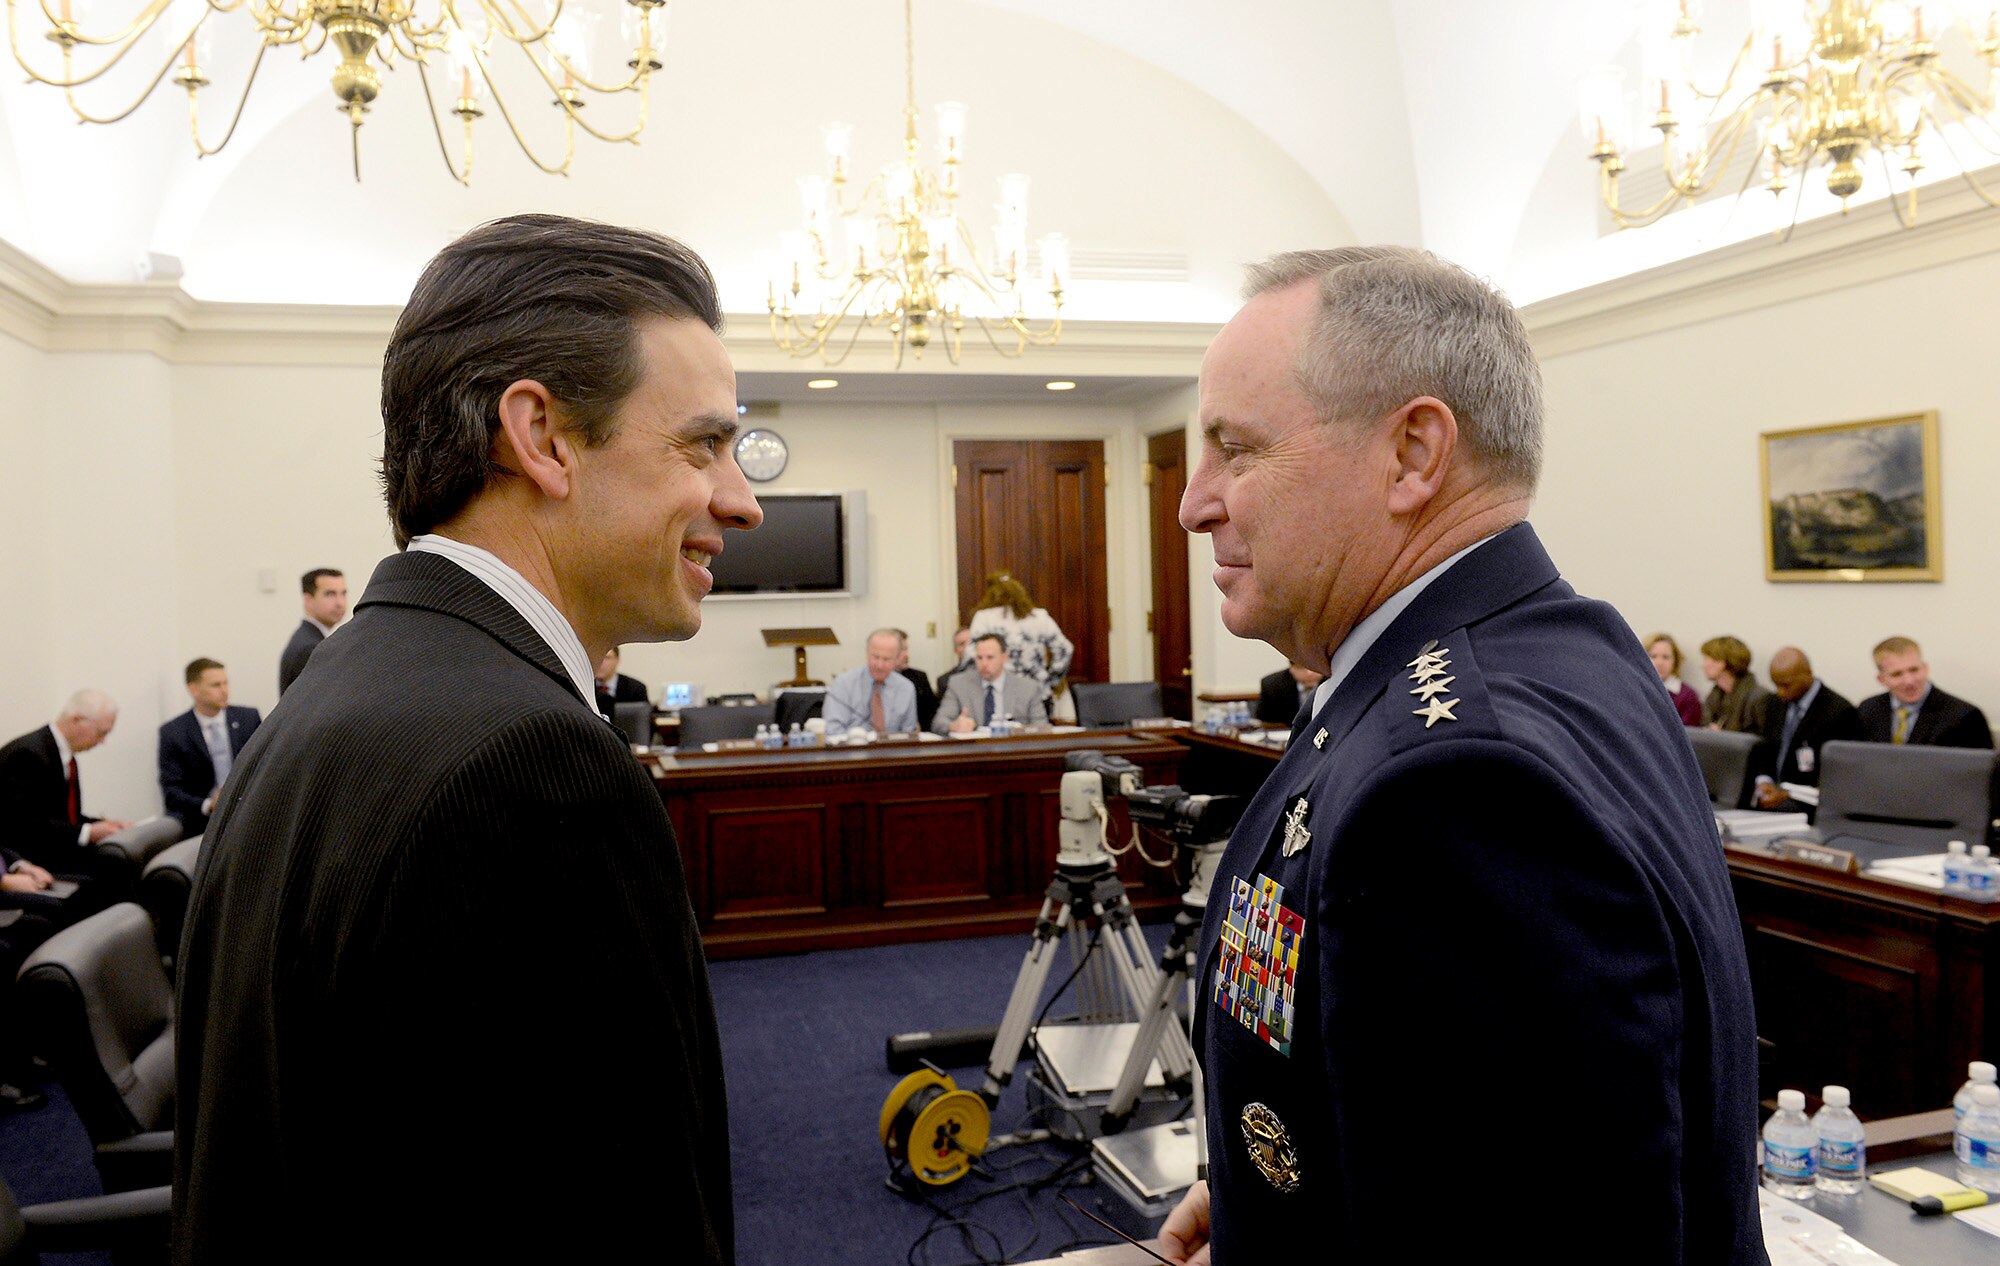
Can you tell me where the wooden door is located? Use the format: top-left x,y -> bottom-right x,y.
1147,428 -> 1193,719
953,439 -> 1110,686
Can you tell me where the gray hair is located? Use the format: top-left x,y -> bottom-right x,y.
1243,246 -> 1544,492
59,688 -> 116,721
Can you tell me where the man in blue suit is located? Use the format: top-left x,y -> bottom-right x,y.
1160,248 -> 1765,1265
158,658 -> 261,837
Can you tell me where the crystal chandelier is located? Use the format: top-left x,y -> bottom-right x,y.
1580,0 -> 2000,238
5,0 -> 669,182
767,0 -> 1066,367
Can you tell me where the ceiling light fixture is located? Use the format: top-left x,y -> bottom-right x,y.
1581,0 -> 2000,239
1044,380 -> 1076,391
806,378 -> 840,390
6,0 -> 670,183
766,0 -> 1066,367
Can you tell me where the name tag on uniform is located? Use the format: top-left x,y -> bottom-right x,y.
1796,747 -> 1815,774
1213,873 -> 1306,1056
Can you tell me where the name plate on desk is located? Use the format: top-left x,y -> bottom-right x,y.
714,738 -> 761,752
1775,838 -> 1859,874
1129,716 -> 1179,730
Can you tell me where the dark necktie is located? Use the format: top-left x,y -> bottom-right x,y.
1778,701 -> 1803,774
65,757 -> 79,825
983,683 -> 998,725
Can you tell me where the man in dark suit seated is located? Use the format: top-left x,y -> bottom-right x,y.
0,689 -> 135,891
1750,646 -> 1860,811
1255,661 -> 1326,726
937,627 -> 974,693
174,215 -> 755,1263
1857,636 -> 1993,748
278,567 -> 347,696
894,628 -> 940,731
158,657 -> 262,837
593,645 -> 651,722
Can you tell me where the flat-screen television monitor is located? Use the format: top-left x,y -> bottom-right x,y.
709,490 -> 867,599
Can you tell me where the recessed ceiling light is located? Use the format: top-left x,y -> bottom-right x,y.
807,378 -> 839,390
1045,380 -> 1077,391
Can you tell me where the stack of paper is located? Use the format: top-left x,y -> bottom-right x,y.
1865,854 -> 1947,890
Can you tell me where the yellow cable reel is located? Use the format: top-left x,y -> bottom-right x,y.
878,1066 -> 991,1187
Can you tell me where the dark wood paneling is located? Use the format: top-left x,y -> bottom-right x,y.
707,804 -> 828,921
1148,428 -> 1192,719
878,794 -> 993,907
1748,925 -> 1928,1114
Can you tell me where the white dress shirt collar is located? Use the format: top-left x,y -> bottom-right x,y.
49,723 -> 73,767
1310,533 -> 1499,719
406,533 -> 598,708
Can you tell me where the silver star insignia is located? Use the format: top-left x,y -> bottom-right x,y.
1409,676 -> 1456,700
1409,662 -> 1451,683
1413,697 -> 1460,728
1404,641 -> 1443,667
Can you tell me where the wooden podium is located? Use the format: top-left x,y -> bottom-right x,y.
762,627 -> 839,687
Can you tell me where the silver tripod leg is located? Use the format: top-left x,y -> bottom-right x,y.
980,898 -> 1073,1105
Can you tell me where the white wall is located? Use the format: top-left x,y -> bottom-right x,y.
1532,248 -> 2000,719
0,330 -> 54,741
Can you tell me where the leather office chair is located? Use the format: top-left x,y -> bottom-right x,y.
0,1175 -> 169,1265
677,703 -> 774,750
611,701 -> 654,746
137,838 -> 200,972
771,689 -> 826,733
1815,740 -> 1997,851
16,904 -> 174,1191
1070,681 -> 1166,729
94,817 -> 183,873
1684,729 -> 1765,809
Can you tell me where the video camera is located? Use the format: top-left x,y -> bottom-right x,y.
1064,749 -> 1244,845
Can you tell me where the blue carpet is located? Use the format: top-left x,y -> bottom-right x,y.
0,924 -> 1181,1265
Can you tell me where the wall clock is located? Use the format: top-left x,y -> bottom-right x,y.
734,428 -> 789,482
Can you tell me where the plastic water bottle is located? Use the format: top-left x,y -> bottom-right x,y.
753,723 -> 770,748
1944,841 -> 1970,896
786,722 -> 804,748
1956,1083 -> 2000,1192
1969,846 -> 1999,903
1956,1061 -> 1998,1127
1813,1086 -> 1865,1194
1762,1089 -> 1817,1199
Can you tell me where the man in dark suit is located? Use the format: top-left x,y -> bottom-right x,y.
1160,249 -> 1763,1265
894,628 -> 940,731
937,626 -> 975,693
1857,636 -> 1993,748
1751,646 -> 1861,811
932,633 -> 1051,733
277,567 -> 347,695
0,689 -> 135,890
158,658 -> 262,837
174,215 -> 760,1265
592,645 -> 650,722
1254,661 -> 1326,726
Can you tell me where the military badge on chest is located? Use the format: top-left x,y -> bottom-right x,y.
1212,872 -> 1306,1056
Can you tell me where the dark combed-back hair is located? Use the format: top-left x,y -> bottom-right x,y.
301,567 -> 342,595
185,657 -> 224,684
379,213 -> 724,548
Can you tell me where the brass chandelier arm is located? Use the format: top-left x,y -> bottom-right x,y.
1678,31 -> 1758,103
465,39 -> 574,175
187,37 -> 269,156
25,0 -> 172,47
414,54 -> 472,185
1921,100 -> 2000,210
8,0 -> 173,87
546,46 -> 651,97
515,45 -> 649,144
491,0 -> 563,47
55,44 -> 184,123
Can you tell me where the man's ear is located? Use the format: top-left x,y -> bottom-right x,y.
494,379 -> 578,500
1385,396 -> 1457,516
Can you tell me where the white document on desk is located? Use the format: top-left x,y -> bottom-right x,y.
1956,1199 -> 2000,1241
1866,854 -> 1947,889
1759,1188 -> 1900,1265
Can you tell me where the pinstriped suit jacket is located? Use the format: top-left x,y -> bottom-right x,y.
174,549 -> 732,1265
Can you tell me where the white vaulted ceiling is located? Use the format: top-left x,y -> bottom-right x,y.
0,0 -> 1986,318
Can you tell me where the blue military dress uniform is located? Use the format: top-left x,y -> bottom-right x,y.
1195,523 -> 1767,1264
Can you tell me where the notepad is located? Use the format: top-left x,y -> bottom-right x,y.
1867,1165 -> 1976,1201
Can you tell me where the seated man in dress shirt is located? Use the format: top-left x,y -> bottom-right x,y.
1857,636 -> 1993,748
593,646 -> 651,722
824,629 -> 919,734
0,689 -> 134,889
1255,661 -> 1327,726
159,658 -> 263,837
933,633 -> 1051,733
279,568 -> 348,696
1750,647 -> 1860,810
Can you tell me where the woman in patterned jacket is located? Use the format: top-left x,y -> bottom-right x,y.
968,572 -> 1074,709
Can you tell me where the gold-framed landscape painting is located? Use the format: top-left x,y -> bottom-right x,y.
1761,411 -> 1941,583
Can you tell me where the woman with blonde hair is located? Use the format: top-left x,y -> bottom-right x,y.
968,571 -> 1074,708
1643,632 -> 1702,726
